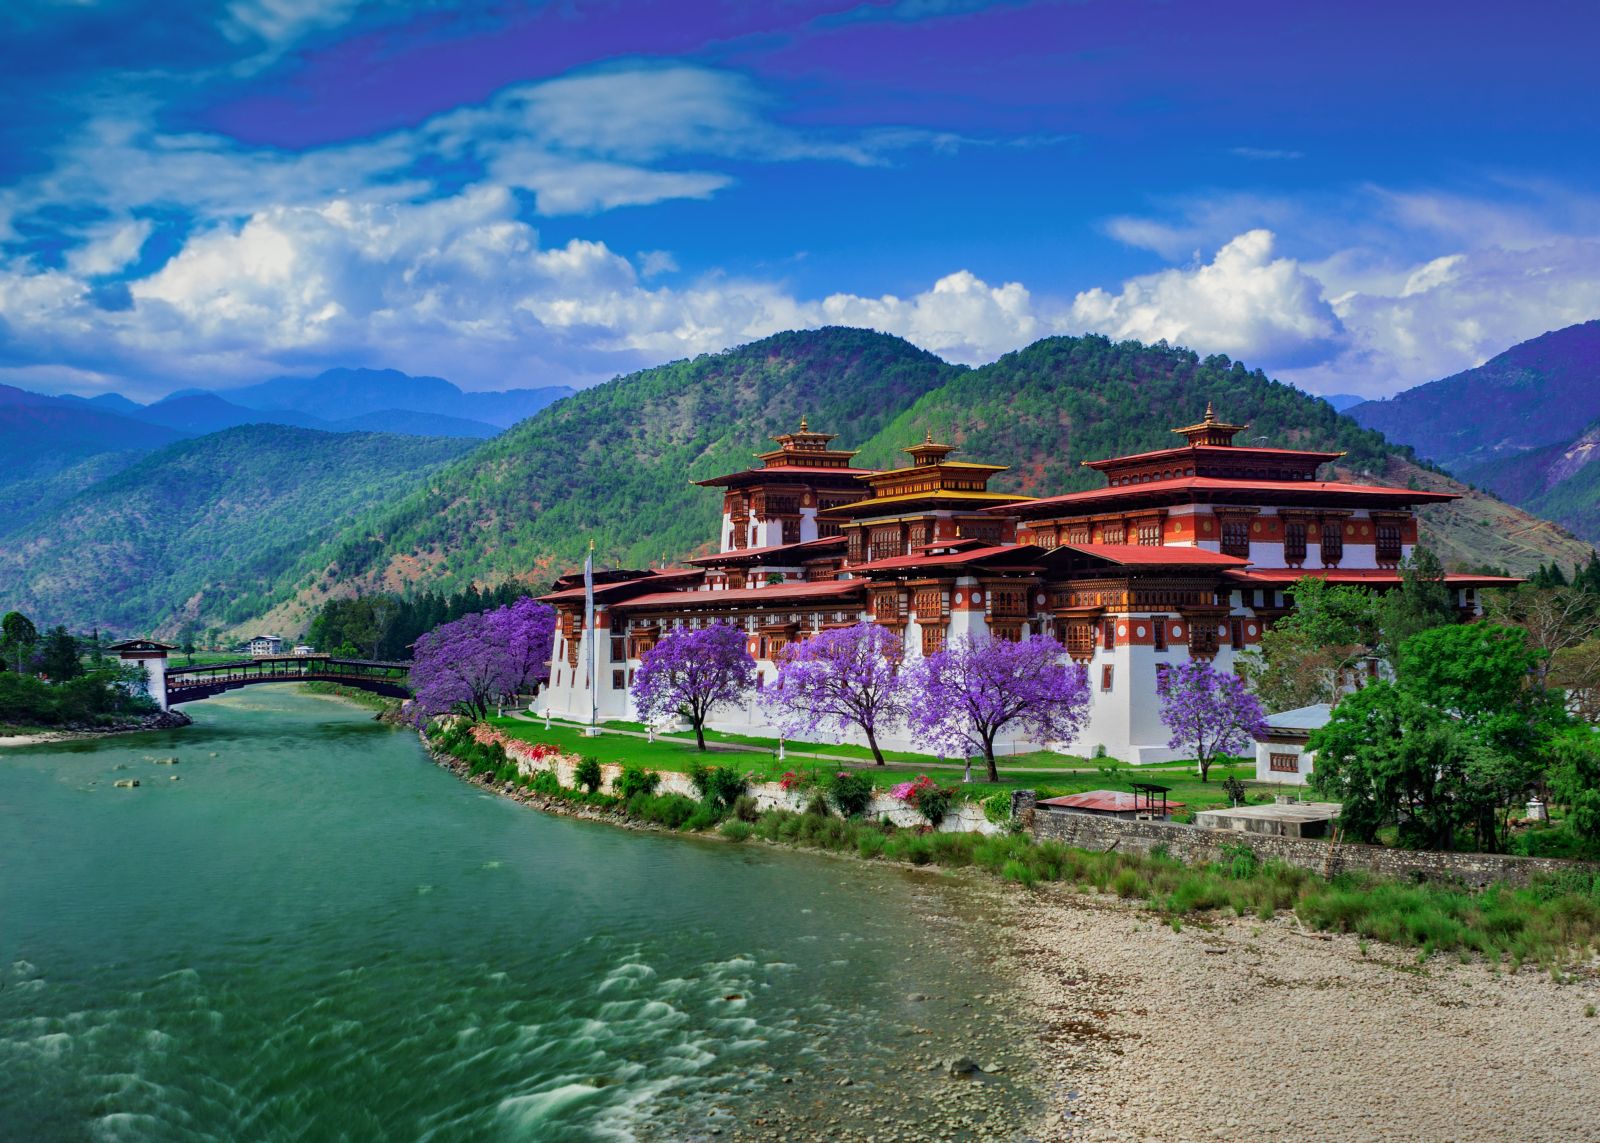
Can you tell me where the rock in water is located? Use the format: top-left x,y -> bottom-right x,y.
932,1057 -> 982,1078
114,779 -> 140,788
153,757 -> 179,765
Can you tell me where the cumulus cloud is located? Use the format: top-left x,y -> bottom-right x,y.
821,271 -> 1046,364
1068,230 -> 1343,366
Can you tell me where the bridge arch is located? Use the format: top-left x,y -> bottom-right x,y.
113,643 -> 410,709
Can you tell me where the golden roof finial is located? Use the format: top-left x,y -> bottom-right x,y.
1204,401 -> 1215,422
799,415 -> 809,432
924,429 -> 934,444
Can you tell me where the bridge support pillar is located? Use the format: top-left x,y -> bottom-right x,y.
110,640 -> 174,711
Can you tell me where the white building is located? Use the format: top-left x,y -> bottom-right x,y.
248,634 -> 283,657
1253,703 -> 1334,786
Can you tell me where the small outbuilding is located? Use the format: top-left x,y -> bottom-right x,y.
1036,787 -> 1186,821
1254,703 -> 1332,786
1194,801 -> 1342,839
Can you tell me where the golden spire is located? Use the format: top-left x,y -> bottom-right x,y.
1204,401 -> 1215,422
924,429 -> 934,444
799,415 -> 809,432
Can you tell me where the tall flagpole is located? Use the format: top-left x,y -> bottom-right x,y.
584,538 -> 599,735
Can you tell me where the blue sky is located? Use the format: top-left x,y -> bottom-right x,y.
2,0 -> 1597,401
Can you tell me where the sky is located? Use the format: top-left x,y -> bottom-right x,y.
1,0 -> 1597,402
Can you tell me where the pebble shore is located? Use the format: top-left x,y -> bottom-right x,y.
1008,886 -> 1600,1142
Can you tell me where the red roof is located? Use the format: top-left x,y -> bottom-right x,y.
847,544 -> 1029,573
1002,476 -> 1458,516
1038,790 -> 1186,813
1056,543 -> 1249,568
1226,568 -> 1523,588
685,536 -> 845,566
693,465 -> 878,487
1081,443 -> 1344,470
539,568 -> 704,603
611,579 -> 865,611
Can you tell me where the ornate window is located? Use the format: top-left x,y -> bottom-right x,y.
1375,522 -> 1402,564
1220,518 -> 1250,558
920,624 -> 946,656
610,635 -> 626,662
1100,664 -> 1114,691
782,518 -> 801,544
1283,521 -> 1307,564
1101,522 -> 1126,544
1102,619 -> 1116,650
611,669 -> 625,690
1270,752 -> 1300,773
1067,523 -> 1091,545
1136,520 -> 1161,546
1153,618 -> 1167,652
1320,521 -> 1344,565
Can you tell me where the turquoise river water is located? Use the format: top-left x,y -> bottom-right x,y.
0,687 -> 1041,1141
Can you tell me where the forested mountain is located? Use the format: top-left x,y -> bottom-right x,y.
245,330 -> 1587,640
1,385 -> 182,483
1460,421 -> 1600,541
0,426 -> 474,635
12,328 -> 1589,640
1348,320 -> 1600,471
1346,320 -> 1600,541
219,367 -> 572,429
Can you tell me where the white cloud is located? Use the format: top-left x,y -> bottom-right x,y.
1068,230 -> 1342,365
64,217 -> 152,277
820,271 -> 1047,364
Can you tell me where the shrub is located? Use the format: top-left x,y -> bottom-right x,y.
826,771 -> 874,818
981,790 -> 1014,826
1219,840 -> 1259,879
529,770 -> 561,796
614,764 -> 661,801
574,756 -> 603,793
892,775 -> 952,827
803,793 -> 831,817
627,792 -> 698,829
730,794 -> 762,822
720,820 -> 754,842
684,803 -> 724,832
690,764 -> 749,809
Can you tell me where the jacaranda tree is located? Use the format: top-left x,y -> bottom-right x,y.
632,622 -> 756,749
908,634 -> 1091,782
764,622 -> 908,765
410,598 -> 557,721
1155,659 -> 1269,783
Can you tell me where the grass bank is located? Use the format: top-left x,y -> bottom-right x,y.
435,722 -> 1600,969
489,715 -> 1262,816
299,680 -> 398,714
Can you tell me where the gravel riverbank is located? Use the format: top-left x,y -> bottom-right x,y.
1007,885 -> 1600,1142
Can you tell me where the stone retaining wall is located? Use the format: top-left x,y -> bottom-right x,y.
470,724 -> 998,834
1022,795 -> 1597,889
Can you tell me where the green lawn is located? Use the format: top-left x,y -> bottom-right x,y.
489,716 -> 1272,811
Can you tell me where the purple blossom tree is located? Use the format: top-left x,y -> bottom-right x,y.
763,622 -> 908,765
631,622 -> 756,749
908,634 -> 1091,782
1155,659 -> 1269,782
410,598 -> 557,721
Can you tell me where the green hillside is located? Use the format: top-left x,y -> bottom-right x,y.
12,328 -> 1591,640
0,425 -> 474,635
851,336 -> 1397,488
304,327 -> 960,584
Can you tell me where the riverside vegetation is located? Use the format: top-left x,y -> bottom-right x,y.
429,720 -> 1600,970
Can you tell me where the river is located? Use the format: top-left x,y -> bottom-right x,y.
0,686 -> 1040,1141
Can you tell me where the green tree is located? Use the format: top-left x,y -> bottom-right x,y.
1,611 -> 39,674
1381,546 -> 1456,656
37,626 -> 84,682
1549,731 -> 1600,844
1240,578 -> 1381,710
1395,624 -> 1561,754
1310,623 -> 1560,851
